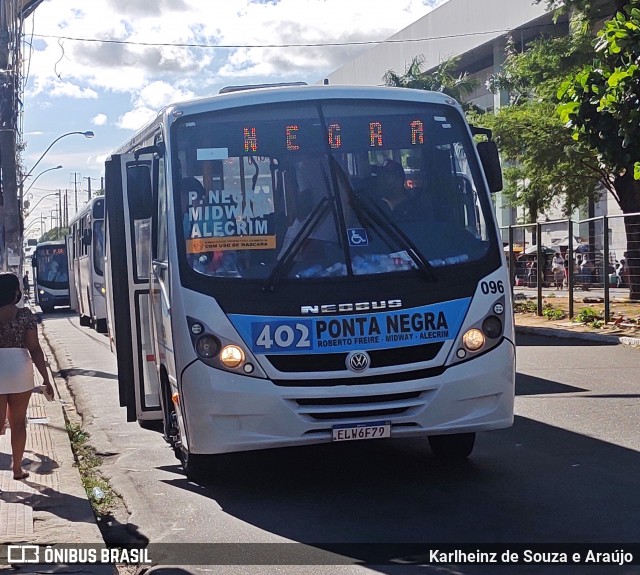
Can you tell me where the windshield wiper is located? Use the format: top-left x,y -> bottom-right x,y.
262,197 -> 332,292
348,191 -> 438,282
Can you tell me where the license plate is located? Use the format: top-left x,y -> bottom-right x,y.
332,421 -> 391,442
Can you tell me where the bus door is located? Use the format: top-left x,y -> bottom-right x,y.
105,153 -> 161,422
65,234 -> 78,312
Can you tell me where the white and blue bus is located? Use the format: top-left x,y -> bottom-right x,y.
31,240 -> 70,313
68,197 -> 107,332
104,84 -> 514,479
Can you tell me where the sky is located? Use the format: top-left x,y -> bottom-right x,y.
21,0 -> 448,237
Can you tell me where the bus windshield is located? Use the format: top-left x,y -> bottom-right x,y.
36,247 -> 68,286
174,99 -> 493,282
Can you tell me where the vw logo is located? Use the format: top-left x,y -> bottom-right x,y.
346,351 -> 370,373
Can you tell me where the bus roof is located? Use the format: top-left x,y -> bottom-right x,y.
170,84 -> 458,118
36,240 -> 66,248
68,196 -> 105,227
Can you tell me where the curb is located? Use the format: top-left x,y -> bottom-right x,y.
620,336 -> 640,347
515,324 -> 634,346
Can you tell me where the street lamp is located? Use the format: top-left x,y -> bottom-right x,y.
24,165 -> 63,195
24,191 -> 60,216
23,131 -> 94,181
24,219 -> 42,234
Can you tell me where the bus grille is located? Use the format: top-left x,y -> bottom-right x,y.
271,366 -> 446,387
294,391 -> 425,421
266,342 -> 443,373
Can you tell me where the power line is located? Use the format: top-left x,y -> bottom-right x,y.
32,24 -> 553,50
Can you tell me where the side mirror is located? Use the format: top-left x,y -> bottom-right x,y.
82,229 -> 92,246
476,141 -> 503,193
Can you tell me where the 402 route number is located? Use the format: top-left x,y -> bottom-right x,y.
252,321 -> 313,351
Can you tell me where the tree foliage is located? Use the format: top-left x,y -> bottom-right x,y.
557,0 -> 640,298
484,10 -> 600,222
478,101 -> 600,222
383,55 -> 479,111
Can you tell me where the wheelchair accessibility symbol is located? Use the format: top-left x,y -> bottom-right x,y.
348,228 -> 369,247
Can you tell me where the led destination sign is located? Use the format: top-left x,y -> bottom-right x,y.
40,247 -> 65,256
187,109 -> 457,158
242,117 -> 427,153
229,298 -> 471,355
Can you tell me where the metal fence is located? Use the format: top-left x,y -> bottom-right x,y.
500,212 -> 640,321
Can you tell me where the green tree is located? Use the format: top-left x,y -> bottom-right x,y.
557,1 -> 640,299
383,55 -> 479,111
483,11 -> 600,223
478,101 -> 600,223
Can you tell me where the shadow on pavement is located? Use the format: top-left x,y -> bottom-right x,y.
58,367 -> 118,380
516,373 -> 586,395
152,416 -> 640,574
515,333 -> 619,347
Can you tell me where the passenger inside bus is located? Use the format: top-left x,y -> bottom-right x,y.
181,176 -> 244,277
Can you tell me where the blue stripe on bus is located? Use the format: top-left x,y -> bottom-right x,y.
228,298 -> 471,354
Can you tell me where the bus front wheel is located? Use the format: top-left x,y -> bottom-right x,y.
179,448 -> 211,482
428,433 -> 475,459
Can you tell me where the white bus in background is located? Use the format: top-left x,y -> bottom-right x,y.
104,84 -> 514,480
68,196 -> 107,333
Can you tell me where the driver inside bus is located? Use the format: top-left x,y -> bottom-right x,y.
373,159 -> 413,219
371,158 -> 484,262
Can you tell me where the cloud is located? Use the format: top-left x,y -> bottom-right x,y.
48,82 -> 98,99
107,0 -> 190,17
92,113 -> 108,126
138,81 -> 196,110
27,0 -> 447,96
117,107 -> 156,131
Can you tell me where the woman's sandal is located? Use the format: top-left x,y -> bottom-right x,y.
13,471 -> 30,480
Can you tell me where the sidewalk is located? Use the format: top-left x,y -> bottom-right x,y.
1,307 -> 638,567
0,313 -> 111,572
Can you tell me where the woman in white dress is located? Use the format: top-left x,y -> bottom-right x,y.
0,273 -> 54,480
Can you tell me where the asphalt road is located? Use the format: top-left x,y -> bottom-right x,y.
40,311 -> 640,575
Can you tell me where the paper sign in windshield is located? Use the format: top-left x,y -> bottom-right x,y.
184,185 -> 275,252
229,298 -> 470,354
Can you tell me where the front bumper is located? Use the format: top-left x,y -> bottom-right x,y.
180,338 -> 515,455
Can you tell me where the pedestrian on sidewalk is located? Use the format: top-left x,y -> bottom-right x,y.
552,252 -> 565,290
0,272 -> 54,481
22,271 -> 30,298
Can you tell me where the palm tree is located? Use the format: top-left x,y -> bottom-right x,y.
383,55 -> 479,111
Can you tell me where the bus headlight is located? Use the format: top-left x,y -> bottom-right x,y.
186,316 -> 266,378
220,345 -> 244,368
94,282 -> 106,297
462,329 -> 485,351
195,335 -> 220,359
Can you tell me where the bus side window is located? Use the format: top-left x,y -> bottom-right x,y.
154,156 -> 168,264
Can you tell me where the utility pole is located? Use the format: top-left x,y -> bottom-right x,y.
0,0 -> 20,271
0,0 -> 48,270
